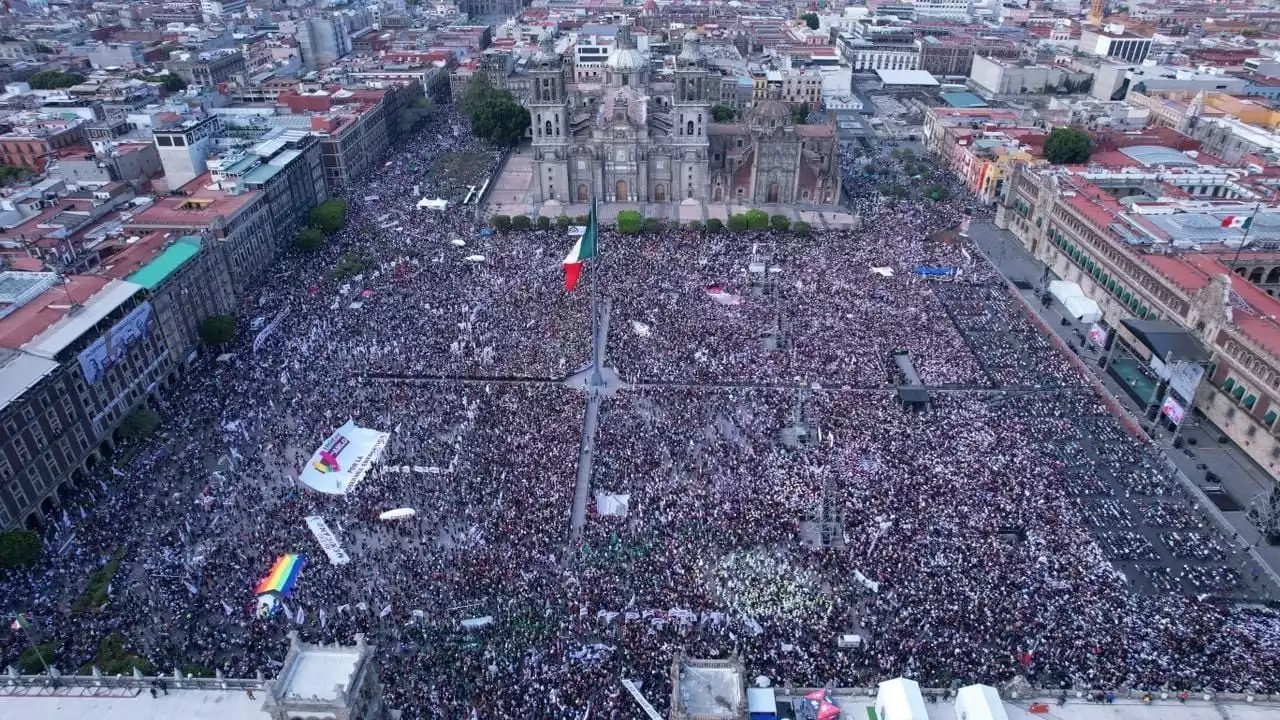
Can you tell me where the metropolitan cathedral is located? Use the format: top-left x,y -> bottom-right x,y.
526,26 -> 841,206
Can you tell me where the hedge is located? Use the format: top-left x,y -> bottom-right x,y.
728,214 -> 749,232
490,215 -> 511,231
770,214 -> 791,231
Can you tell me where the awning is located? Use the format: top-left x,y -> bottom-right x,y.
1120,319 -> 1211,363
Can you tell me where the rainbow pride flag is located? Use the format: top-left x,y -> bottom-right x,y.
254,554 -> 305,596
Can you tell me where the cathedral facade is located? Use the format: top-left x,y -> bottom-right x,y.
525,28 -> 841,206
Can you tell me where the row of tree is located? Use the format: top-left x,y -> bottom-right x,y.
491,209 -> 811,234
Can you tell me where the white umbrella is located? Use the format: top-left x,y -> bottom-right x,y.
464,254 -> 486,263
450,239 -> 466,247
379,508 -> 416,521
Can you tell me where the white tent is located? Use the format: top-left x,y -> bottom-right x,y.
594,492 -> 630,517
417,197 -> 448,210
1064,295 -> 1102,323
955,684 -> 1010,720
876,677 -> 928,720
1047,280 -> 1102,323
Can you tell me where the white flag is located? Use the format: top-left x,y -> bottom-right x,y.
356,602 -> 369,613
184,580 -> 199,596
379,604 -> 392,618
319,608 -> 328,628
336,603 -> 351,616
221,600 -> 235,616
295,607 -> 305,625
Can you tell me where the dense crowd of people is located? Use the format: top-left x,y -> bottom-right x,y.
1,109 -> 1278,719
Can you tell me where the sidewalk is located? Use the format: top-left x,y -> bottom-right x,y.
967,220 -> 1280,596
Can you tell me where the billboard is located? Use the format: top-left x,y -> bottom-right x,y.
1087,323 -> 1108,348
1168,361 -> 1205,402
78,301 -> 153,385
298,420 -> 390,495
1161,396 -> 1186,425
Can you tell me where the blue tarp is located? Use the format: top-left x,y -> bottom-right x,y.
913,266 -> 960,277
479,228 -> 494,237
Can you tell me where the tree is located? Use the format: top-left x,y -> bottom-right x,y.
790,103 -> 810,125
616,210 -> 643,234
490,214 -> 512,231
770,214 -> 791,230
199,315 -> 235,346
745,209 -> 769,231
461,75 -> 530,146
642,217 -> 661,233
728,214 -> 749,232
161,74 -> 187,92
0,164 -> 30,186
686,220 -> 704,232
792,221 -> 812,235
295,226 -> 325,252
118,408 -> 160,442
711,104 -> 736,123
0,530 -> 41,569
536,215 -> 551,229
397,96 -> 433,135
924,183 -> 950,202
705,217 -> 724,233
309,199 -> 349,234
331,250 -> 369,280
1043,126 -> 1093,164
801,12 -> 820,30
18,643 -> 57,674
555,215 -> 572,230
511,215 -> 531,230
28,70 -> 83,89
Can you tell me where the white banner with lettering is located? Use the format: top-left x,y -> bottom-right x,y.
304,515 -> 351,565
298,420 -> 391,494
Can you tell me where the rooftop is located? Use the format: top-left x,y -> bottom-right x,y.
0,346 -> 58,411
0,688 -> 269,720
128,173 -> 258,229
119,234 -> 203,289
0,274 -> 110,351
273,646 -> 362,702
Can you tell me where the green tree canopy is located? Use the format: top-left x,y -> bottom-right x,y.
397,96 -> 434,135
616,210 -> 643,234
801,12 -> 820,30
0,165 -> 30,186
461,75 -> 530,146
745,209 -> 769,231
199,315 -> 235,346
770,214 -> 791,230
0,530 -> 41,569
296,226 -> 325,252
118,408 -> 160,442
28,70 -> 83,89
728,214 -> 749,232
1043,126 -> 1093,164
310,199 -> 349,234
790,103 -> 810,125
711,104 -> 736,123
161,74 -> 187,92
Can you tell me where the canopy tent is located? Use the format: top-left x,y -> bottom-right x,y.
876,677 -> 928,720
594,492 -> 630,517
417,197 -> 448,210
746,687 -> 778,720
1121,319 -> 1212,363
1064,295 -> 1102,323
955,684 -> 1010,720
1048,280 -> 1102,322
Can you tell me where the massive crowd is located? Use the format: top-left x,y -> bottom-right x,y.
1,108 -> 1278,718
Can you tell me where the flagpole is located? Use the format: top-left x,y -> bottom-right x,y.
590,195 -> 603,388
14,615 -> 51,675
1229,201 -> 1262,270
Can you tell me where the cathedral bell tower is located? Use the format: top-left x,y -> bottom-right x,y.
529,29 -> 569,203
671,30 -> 710,201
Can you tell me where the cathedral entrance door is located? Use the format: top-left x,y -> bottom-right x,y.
616,180 -> 628,202
578,184 -> 589,203
654,184 -> 666,202
767,182 -> 780,203
713,187 -> 723,202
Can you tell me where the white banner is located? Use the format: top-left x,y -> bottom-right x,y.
253,307 -> 290,354
78,301 -> 153,384
298,420 -> 391,494
304,515 -> 351,565
1168,361 -> 1205,402
1087,323 -> 1108,348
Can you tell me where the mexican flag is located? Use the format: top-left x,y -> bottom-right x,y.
563,199 -> 598,292
10,613 -> 31,631
1221,215 -> 1254,230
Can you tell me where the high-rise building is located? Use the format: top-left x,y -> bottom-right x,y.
153,116 -> 222,190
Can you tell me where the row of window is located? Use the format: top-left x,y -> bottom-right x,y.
1221,376 -> 1277,427
1047,226 -> 1156,319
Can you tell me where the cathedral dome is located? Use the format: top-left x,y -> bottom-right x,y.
753,99 -> 790,125
606,46 -> 648,73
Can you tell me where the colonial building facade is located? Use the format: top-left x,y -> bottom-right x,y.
525,28 -> 839,205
